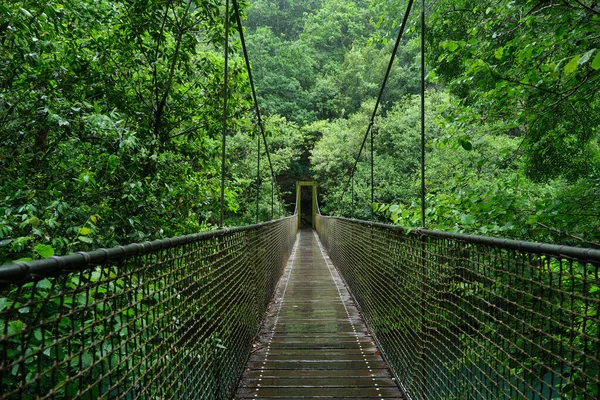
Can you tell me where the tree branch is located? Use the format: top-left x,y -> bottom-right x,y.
571,0 -> 600,16
544,70 -> 595,111
536,222 -> 600,247
489,70 -> 560,95
169,122 -> 208,139
153,0 -> 173,109
154,0 -> 195,143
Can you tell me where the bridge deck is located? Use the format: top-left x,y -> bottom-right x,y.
234,230 -> 404,399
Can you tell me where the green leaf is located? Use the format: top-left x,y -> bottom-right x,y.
91,270 -> 102,281
564,55 -> 580,74
580,49 -> 596,64
447,42 -> 459,52
592,51 -> 600,70
371,203 -> 379,212
20,8 -> 32,18
461,215 -> 476,225
389,205 -> 400,213
8,320 -> 26,337
37,278 -> 52,289
494,47 -> 504,60
78,236 -> 93,244
107,155 -> 119,171
30,216 -> 41,227
78,227 -> 91,235
81,352 -> 93,369
76,293 -> 88,306
34,244 -> 55,258
459,138 -> 473,151
0,298 -> 7,312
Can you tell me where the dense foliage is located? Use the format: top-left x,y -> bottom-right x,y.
0,0 -> 301,263
240,0 -> 599,246
428,0 -> 600,182
1,0 -> 599,261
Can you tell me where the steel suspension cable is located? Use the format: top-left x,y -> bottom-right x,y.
420,0 -> 426,228
256,127 -> 260,223
219,0 -> 230,228
419,6 -> 428,392
351,176 -> 354,218
336,0 -> 415,216
371,125 -> 374,221
232,0 -> 281,220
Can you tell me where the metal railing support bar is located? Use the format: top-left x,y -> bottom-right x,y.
336,0 -> 415,215
371,125 -> 375,221
256,130 -> 261,223
420,0 -> 426,228
232,0 -> 279,221
219,0 -> 230,228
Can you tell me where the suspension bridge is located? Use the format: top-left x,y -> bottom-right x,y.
1,199 -> 600,399
2,0 -> 600,399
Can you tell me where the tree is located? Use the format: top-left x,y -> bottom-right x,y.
427,0 -> 600,181
0,0 -> 259,262
301,0 -> 372,70
245,0 -> 323,39
245,27 -> 317,123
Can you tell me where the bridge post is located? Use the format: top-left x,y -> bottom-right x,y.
295,181 -> 317,229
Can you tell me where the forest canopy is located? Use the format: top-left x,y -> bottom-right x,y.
1,0 -> 599,263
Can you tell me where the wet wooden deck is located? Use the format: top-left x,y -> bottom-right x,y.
234,230 -> 404,399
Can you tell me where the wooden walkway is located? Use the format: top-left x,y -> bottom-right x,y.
234,230 -> 404,399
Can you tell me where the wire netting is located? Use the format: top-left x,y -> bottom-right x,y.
316,215 -> 600,400
0,216 -> 297,400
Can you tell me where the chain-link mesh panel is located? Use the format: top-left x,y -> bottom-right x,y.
0,216 -> 297,400
316,215 -> 600,400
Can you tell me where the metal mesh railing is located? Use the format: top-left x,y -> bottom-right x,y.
0,216 -> 297,400
316,215 -> 600,400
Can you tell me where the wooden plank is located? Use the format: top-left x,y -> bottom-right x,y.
236,387 -> 404,398
236,397 -> 403,400
245,369 -> 393,379
244,377 -> 398,387
253,349 -> 379,356
249,354 -> 384,362
247,361 -> 390,370
266,342 -> 377,350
